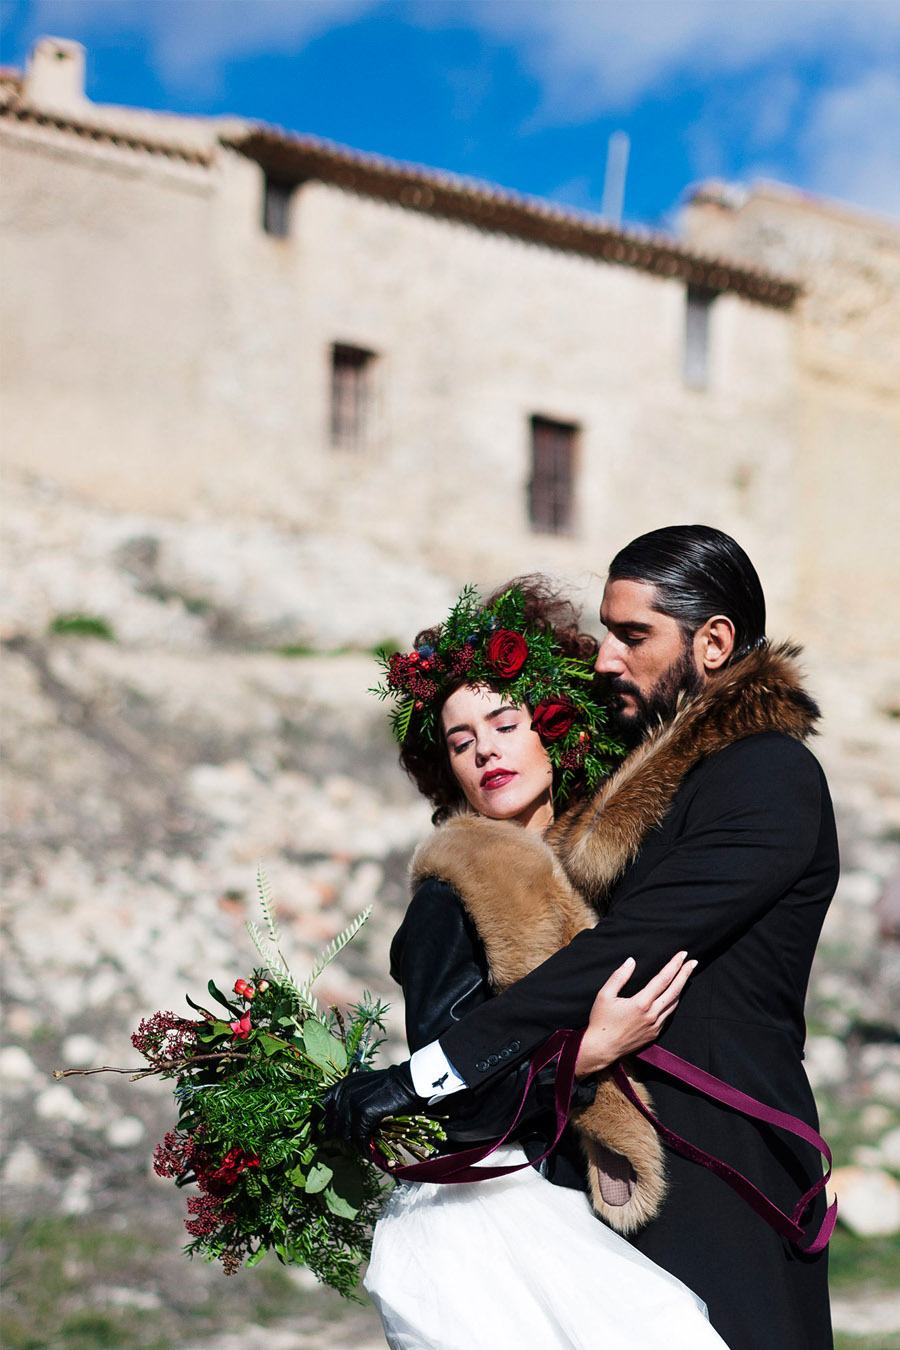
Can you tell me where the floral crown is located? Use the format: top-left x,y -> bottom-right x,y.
372,585 -> 623,802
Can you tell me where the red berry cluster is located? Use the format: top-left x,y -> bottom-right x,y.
560,733 -> 591,771
387,651 -> 442,702
233,976 -> 270,1002
132,1010 -> 198,1065
185,1191 -> 231,1238
447,644 -> 477,677
153,1128 -> 196,1180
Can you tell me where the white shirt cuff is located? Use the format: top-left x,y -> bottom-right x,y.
409,1040 -> 468,1102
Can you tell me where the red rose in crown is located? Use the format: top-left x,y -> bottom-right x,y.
531,696 -> 576,741
485,629 -> 529,677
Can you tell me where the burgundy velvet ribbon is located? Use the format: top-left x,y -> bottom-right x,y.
370,1030 -> 837,1254
624,1045 -> 837,1254
368,1026 -> 584,1183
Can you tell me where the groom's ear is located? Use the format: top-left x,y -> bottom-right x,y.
695,615 -> 735,673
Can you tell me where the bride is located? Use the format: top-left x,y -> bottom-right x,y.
334,579 -> 726,1349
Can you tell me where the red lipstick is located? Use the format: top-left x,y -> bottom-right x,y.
481,769 -> 516,791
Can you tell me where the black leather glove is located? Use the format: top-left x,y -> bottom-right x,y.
321,1062 -> 429,1151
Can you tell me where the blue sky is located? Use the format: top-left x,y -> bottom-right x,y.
2,0 -> 899,226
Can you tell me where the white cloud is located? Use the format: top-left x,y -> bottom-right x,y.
447,0 -> 900,122
800,70 -> 900,218
26,0 -> 378,92
19,0 -> 900,218
746,72 -> 803,150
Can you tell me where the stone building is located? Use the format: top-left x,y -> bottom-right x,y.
683,182 -> 900,659
1,36 -> 898,655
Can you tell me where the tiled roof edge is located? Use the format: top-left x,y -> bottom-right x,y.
0,101 -> 214,166
223,125 -> 800,308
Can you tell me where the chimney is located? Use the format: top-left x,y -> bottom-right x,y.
25,37 -> 87,112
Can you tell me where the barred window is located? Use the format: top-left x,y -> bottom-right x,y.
262,175 -> 294,238
330,343 -> 376,451
528,416 -> 577,534
683,284 -> 717,389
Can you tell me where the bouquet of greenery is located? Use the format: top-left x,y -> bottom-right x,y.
56,870 -> 444,1296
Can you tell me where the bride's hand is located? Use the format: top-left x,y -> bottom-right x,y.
574,952 -> 697,1077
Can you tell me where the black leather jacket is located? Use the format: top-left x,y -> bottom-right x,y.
390,875 -> 591,1190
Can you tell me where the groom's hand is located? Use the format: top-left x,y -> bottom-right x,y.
321,1062 -> 428,1150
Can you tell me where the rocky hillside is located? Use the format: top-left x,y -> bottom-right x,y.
2,467 -> 899,1347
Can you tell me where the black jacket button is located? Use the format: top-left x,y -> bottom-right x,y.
475,1059 -> 489,1073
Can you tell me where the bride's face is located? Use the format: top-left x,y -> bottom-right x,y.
440,684 -> 553,832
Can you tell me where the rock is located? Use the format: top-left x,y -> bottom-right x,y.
860,1044 -> 900,1095
86,969 -> 122,1007
831,1289 -> 900,1337
836,870 -> 880,908
6,1005 -> 36,1037
61,1033 -> 101,1066
853,1145 -> 885,1167
1,1141 -> 47,1187
59,1166 -> 93,1216
34,1084 -> 89,1125
0,1044 -> 38,1083
106,1115 -> 146,1149
820,900 -> 879,956
860,1103 -> 895,1135
803,1034 -> 847,1088
870,1066 -> 900,1107
832,1165 -> 900,1236
879,1126 -> 900,1171
104,1286 -> 162,1310
877,870 -> 900,940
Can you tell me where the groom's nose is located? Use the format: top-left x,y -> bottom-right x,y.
595,634 -> 625,676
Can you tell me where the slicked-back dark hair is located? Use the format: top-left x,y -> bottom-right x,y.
608,525 -> 766,660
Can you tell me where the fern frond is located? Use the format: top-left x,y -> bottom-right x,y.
298,907 -> 372,1003
392,697 -> 415,743
245,920 -> 289,976
245,922 -> 320,1018
256,866 -> 281,948
282,976 -> 320,1020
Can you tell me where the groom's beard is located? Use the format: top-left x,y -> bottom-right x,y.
604,646 -> 704,749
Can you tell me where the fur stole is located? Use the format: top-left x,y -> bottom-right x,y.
548,641 -> 820,911
410,814 -> 668,1235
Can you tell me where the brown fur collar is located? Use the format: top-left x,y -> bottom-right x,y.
549,641 -> 819,910
410,815 -> 668,1234
411,815 -> 595,988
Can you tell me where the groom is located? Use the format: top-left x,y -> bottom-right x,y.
325,525 -> 838,1350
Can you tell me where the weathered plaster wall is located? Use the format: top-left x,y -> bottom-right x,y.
0,126 -> 798,628
683,185 -> 900,655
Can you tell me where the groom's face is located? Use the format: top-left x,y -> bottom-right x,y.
595,578 -> 703,743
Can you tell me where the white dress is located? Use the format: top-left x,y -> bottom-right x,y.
364,1146 -> 728,1349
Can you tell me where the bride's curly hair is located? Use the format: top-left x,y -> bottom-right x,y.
398,575 -> 598,823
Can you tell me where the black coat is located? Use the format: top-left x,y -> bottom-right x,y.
438,646 -> 839,1350
390,876 -> 594,1188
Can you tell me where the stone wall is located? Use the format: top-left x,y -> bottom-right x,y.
683,183 -> 900,658
3,109 -> 797,633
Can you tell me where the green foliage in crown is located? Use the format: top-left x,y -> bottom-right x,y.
371,585 -> 624,804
